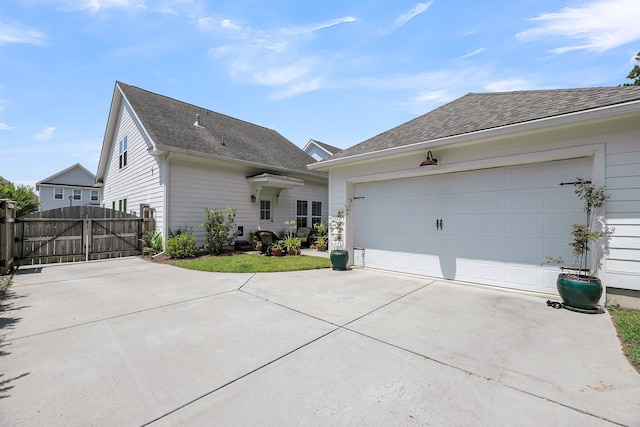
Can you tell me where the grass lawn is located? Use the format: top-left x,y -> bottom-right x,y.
171,253 -> 331,273
609,307 -> 640,373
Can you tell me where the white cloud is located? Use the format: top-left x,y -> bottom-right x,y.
281,16 -> 357,36
0,123 -> 10,130
253,60 -> 315,86
206,15 -> 358,98
0,21 -> 46,46
460,48 -> 485,59
34,126 -> 56,141
271,78 -> 323,100
516,0 -> 640,53
56,0 -> 146,13
221,19 -> 241,31
381,1 -> 433,35
485,78 -> 536,92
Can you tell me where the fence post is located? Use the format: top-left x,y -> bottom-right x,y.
84,219 -> 91,262
0,199 -> 16,275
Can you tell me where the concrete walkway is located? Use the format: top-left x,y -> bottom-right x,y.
0,257 -> 639,426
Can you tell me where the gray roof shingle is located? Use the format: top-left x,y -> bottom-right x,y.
329,86 -> 640,161
117,82 -> 324,177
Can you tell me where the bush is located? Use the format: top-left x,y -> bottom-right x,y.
165,233 -> 197,259
201,207 -> 238,255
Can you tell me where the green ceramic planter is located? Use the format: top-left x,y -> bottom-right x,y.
557,273 -> 603,313
330,250 -> 349,271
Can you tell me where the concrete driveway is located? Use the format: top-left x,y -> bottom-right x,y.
1,258 -> 639,426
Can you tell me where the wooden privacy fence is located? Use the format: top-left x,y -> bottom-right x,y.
5,205 -> 155,268
1,200 -> 17,275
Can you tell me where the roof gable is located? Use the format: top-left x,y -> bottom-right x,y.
328,86 -> 640,162
303,139 -> 342,156
36,163 -> 96,190
111,82 -> 322,177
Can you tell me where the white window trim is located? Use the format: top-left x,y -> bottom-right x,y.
73,189 -> 82,201
90,190 -> 99,202
54,188 -> 64,200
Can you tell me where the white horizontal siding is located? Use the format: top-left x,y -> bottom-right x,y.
604,137 -> 640,290
102,100 -> 165,231
169,156 -> 328,245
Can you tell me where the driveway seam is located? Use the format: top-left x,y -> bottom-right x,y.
342,327 -> 627,427
4,289 -> 238,342
12,265 -> 167,288
140,327 -> 341,427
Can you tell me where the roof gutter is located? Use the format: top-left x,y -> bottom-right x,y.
149,144 -> 327,180
308,98 -> 640,171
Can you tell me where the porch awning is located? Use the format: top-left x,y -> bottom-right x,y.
247,173 -> 304,203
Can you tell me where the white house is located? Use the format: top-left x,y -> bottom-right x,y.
309,86 -> 640,308
303,139 -> 342,161
36,163 -> 101,211
96,82 -> 328,245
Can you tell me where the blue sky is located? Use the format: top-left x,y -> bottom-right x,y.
1,0 -> 638,189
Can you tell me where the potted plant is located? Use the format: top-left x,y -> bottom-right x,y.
270,242 -> 283,257
544,178 -> 611,313
328,210 -> 349,270
315,235 -> 327,252
283,234 -> 301,255
313,223 -> 327,252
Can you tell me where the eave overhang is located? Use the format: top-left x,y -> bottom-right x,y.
308,98 -> 640,171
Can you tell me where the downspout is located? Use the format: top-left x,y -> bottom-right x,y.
153,151 -> 172,258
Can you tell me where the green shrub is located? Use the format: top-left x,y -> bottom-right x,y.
201,207 -> 238,255
165,233 -> 197,259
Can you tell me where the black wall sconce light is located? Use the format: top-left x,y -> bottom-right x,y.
420,151 -> 438,166
250,195 -> 257,203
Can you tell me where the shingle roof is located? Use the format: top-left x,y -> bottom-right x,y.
328,86 -> 640,161
310,139 -> 343,155
117,82 -> 324,177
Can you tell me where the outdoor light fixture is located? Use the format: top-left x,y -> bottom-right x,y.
251,195 -> 256,203
420,151 -> 438,166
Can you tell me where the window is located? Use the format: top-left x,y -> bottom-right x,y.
112,201 -> 115,210
296,200 -> 308,229
312,201 -> 322,226
54,188 -> 63,200
119,136 -> 128,169
90,190 -> 99,202
260,200 -> 271,220
73,189 -> 82,200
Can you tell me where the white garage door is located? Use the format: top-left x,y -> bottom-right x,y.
352,158 -> 592,294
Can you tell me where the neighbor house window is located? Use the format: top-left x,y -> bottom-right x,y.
73,189 -> 82,200
54,188 -> 63,200
119,136 -> 128,169
90,190 -> 99,202
260,200 -> 271,220
311,201 -> 322,226
296,200 -> 308,229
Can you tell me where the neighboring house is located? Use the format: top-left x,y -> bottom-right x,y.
303,139 -> 343,161
310,86 -> 640,308
36,163 -> 101,211
96,82 -> 328,245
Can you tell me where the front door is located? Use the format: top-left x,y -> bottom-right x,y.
259,197 -> 275,230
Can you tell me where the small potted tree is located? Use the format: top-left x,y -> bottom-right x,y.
328,210 -> 349,270
544,178 -> 611,313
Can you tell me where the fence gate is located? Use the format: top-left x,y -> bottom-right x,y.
13,206 -> 155,267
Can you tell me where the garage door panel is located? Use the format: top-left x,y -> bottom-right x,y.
353,157 -> 592,293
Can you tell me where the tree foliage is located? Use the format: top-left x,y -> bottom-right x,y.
623,51 -> 640,86
0,176 -> 40,217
